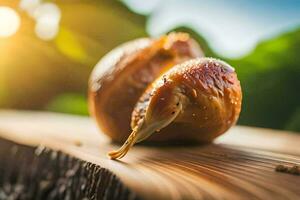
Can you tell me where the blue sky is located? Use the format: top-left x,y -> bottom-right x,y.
124,0 -> 300,58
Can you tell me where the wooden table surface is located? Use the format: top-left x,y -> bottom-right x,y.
0,110 -> 299,200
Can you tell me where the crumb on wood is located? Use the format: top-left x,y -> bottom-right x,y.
275,164 -> 288,172
275,164 -> 299,175
288,165 -> 300,175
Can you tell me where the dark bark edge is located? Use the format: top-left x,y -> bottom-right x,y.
0,138 -> 140,200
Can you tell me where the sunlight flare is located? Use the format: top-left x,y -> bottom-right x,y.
0,6 -> 21,38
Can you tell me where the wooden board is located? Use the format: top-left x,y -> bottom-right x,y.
0,110 -> 299,200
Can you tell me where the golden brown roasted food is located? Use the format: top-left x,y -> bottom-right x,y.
88,33 -> 242,159
89,33 -> 204,143
108,58 -> 242,159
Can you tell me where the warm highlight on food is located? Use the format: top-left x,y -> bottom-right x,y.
88,33 -> 242,159
89,33 -> 204,143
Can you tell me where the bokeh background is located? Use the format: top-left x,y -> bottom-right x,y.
0,0 -> 299,132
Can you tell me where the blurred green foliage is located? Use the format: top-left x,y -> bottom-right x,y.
286,108 -> 300,131
0,1 -> 299,132
230,29 -> 300,132
0,0 -> 146,109
46,93 -> 89,116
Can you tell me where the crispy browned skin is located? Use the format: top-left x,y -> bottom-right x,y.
108,58 -> 242,159
132,58 -> 242,143
89,33 -> 204,143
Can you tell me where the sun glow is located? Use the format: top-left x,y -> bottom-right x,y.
19,0 -> 61,41
0,6 -> 21,38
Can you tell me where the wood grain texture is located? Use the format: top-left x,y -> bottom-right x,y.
0,110 -> 299,200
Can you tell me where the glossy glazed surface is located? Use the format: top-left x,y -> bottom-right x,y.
89,33 -> 203,143
132,58 -> 242,143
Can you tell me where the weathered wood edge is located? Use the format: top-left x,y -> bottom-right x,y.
0,110 -> 300,200
0,137 -> 140,200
